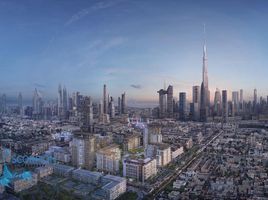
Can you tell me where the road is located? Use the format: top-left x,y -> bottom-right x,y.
146,130 -> 223,199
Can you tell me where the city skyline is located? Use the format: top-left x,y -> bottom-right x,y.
1,0 -> 268,105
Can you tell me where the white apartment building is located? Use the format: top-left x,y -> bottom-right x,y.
96,145 -> 121,174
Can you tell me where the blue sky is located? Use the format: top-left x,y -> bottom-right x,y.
0,0 -> 268,105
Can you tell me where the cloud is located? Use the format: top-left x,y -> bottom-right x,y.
65,0 -> 125,26
130,84 -> 142,89
76,37 -> 127,69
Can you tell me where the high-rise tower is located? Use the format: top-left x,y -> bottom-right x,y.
200,25 -> 210,122
253,88 -> 258,113
192,86 -> 200,104
253,89 -> 258,105
58,84 -> 63,116
33,88 -> 43,119
214,88 -> 221,116
109,97 -> 115,118
222,90 -> 228,123
232,91 -> 239,115
157,89 -> 166,118
121,92 -> 126,114
239,89 -> 244,112
103,84 -> 108,114
81,96 -> 93,132
118,97 -> 121,115
166,85 -> 173,117
190,86 -> 200,121
62,86 -> 68,119
179,92 -> 187,121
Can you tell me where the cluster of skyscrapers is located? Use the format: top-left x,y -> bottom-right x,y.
157,35 -> 268,122
0,84 -> 125,132
58,84 -> 68,120
157,85 -> 173,118
98,84 -> 127,124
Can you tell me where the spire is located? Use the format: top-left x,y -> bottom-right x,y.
203,23 -> 207,58
202,23 -> 208,87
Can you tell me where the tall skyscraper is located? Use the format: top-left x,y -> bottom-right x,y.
239,89 -> 244,112
18,92 -> 23,115
157,89 -> 166,118
253,89 -> 258,104
179,92 -> 187,121
163,82 -> 167,114
232,91 -> 239,115
214,88 -> 221,116
121,92 -> 126,114
33,88 -> 43,119
118,97 -> 121,115
58,84 -> 68,119
253,88 -> 258,113
109,97 -> 115,118
222,90 -> 228,123
190,86 -> 200,121
81,96 -> 93,132
99,100 -> 103,116
68,96 -> 73,111
254,89 -> 258,102
103,84 -> 108,114
166,85 -> 173,117
62,86 -> 68,118
200,26 -> 210,122
157,85 -> 173,119
58,84 -> 63,116
192,86 -> 200,104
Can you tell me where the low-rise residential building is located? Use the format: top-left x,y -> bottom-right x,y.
101,175 -> 127,200
171,146 -> 184,159
35,165 -> 53,179
72,169 -> 102,185
52,163 -> 75,177
53,147 -> 71,163
10,173 -> 38,193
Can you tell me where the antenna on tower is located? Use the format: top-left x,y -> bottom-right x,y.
164,80 -> 166,90
203,23 -> 206,44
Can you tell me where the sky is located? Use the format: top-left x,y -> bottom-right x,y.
0,0 -> 268,106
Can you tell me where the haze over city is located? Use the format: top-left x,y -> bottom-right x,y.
1,0 -> 268,106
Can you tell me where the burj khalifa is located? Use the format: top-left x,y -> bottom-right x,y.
200,26 -> 210,122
